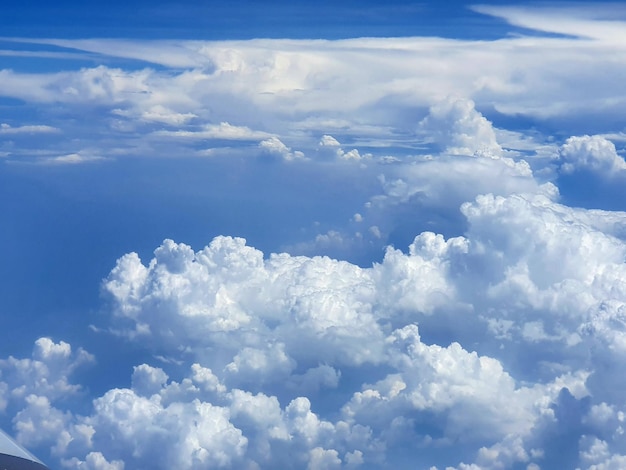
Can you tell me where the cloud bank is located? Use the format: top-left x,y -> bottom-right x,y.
2,4 -> 626,470
4,183 -> 626,468
2,5 -> 626,163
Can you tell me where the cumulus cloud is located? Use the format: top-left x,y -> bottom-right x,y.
88,389 -> 247,468
63,452 -> 125,470
317,135 -> 363,161
346,152 -> 541,255
459,193 -> 626,341
5,6 -> 626,470
259,136 -> 305,160
101,190 -> 626,371
0,338 -> 93,405
558,135 -> 626,175
103,236 -> 383,366
74,190 -> 625,467
1,179 -> 626,468
418,96 -> 503,157
13,395 -> 74,453
0,339 -> 96,462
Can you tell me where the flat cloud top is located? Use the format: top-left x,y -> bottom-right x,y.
2,10 -> 626,164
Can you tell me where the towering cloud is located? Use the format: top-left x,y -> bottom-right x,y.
418,97 -> 503,157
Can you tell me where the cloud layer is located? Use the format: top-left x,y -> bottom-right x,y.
4,183 -> 626,468
2,6 -> 626,163
2,5 -> 626,470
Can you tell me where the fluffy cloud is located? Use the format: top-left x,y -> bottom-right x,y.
98,185 -> 626,466
100,190 -> 626,377
317,135 -> 363,161
5,6 -> 626,470
259,137 -> 305,160
418,97 -> 503,157
558,135 -> 626,175
85,189 -> 626,467
113,105 -> 197,126
1,180 -> 626,468
87,389 -> 247,468
349,151 -> 539,255
4,129 -> 626,468
63,452 -> 125,470
103,236 -> 383,367
0,338 -> 93,405
12,395 -> 74,453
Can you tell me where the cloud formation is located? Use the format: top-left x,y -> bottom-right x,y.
3,9 -> 626,163
4,144 -> 626,469
22,187 -> 609,468
0,123 -> 60,135
3,5 -> 626,470
418,97 -> 502,157
558,135 -> 626,175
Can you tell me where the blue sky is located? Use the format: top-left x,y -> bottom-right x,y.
1,1 -> 534,40
2,1 -> 626,469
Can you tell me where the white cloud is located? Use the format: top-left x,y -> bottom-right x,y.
154,121 -> 272,140
457,193 -> 626,349
100,189 -> 626,376
130,364 -> 169,397
578,436 -> 626,470
344,325 -> 586,448
418,97 -> 503,157
44,153 -> 106,165
4,354 -> 377,469
558,135 -> 626,175
287,365 -> 341,393
12,394 -> 75,454
5,7 -> 626,469
6,183 -> 626,468
3,22 -> 626,158
259,136 -> 305,160
91,185 -> 626,467
307,447 -> 341,469
316,135 -> 363,161
0,338 -> 93,405
0,123 -> 60,134
471,4 -> 626,43
63,452 -> 125,470
353,152 -> 540,252
224,343 -> 296,386
378,155 -> 535,205
113,105 -> 197,126
103,236 -> 384,367
88,389 -> 247,469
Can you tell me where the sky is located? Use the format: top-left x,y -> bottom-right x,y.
1,1 -> 626,469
